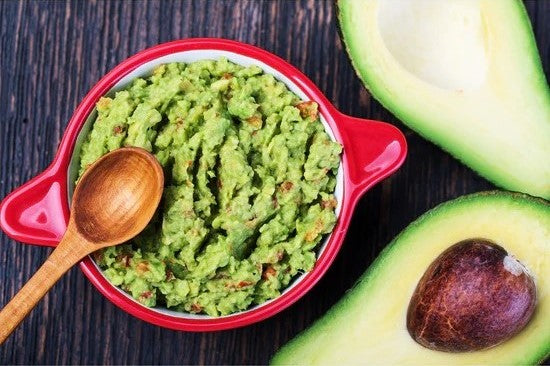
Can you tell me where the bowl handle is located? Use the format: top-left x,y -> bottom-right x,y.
0,163 -> 69,247
337,112 -> 407,203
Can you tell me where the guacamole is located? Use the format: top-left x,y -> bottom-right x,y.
78,59 -> 342,316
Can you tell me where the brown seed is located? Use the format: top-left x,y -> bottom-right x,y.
407,239 -> 536,352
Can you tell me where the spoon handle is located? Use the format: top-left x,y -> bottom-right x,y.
0,232 -> 89,344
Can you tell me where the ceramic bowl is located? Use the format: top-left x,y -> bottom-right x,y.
0,39 -> 407,331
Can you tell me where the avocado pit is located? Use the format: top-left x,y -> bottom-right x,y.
407,239 -> 536,352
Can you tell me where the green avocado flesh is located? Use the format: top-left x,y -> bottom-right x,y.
77,59 -> 342,316
272,192 -> 550,365
337,0 -> 550,199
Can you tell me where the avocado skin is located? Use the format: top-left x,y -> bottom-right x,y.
271,191 -> 550,365
335,0 -> 550,199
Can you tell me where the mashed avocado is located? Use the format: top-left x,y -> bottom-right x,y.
78,59 -> 342,316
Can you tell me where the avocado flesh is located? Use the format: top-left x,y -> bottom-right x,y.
272,192 -> 550,365
337,0 -> 550,199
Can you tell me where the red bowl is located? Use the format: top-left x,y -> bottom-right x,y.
0,39 -> 406,331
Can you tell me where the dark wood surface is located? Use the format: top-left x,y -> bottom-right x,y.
0,1 -> 548,364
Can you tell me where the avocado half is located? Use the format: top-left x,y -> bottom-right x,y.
337,0 -> 550,199
272,192 -> 550,365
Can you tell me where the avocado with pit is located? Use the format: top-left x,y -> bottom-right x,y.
337,0 -> 550,199
272,192 -> 550,365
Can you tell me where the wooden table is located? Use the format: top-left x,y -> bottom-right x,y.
0,1 -> 548,364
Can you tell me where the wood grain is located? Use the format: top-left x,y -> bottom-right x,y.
0,0 -> 548,364
0,225 -> 89,345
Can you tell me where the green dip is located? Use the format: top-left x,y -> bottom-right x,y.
78,59 -> 342,316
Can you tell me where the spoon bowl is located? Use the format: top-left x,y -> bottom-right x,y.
73,147 -> 164,244
0,147 -> 163,343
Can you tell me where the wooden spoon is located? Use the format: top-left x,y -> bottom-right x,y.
0,147 -> 164,344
